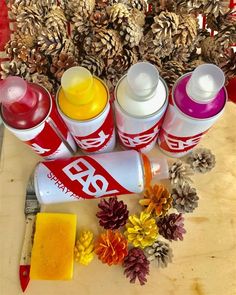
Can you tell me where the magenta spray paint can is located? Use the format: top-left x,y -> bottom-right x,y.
33,150 -> 169,204
114,62 -> 168,153
158,64 -> 227,157
0,77 -> 76,159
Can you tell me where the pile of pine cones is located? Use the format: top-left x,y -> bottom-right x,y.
1,0 -> 235,93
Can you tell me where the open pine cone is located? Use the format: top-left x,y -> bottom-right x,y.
151,11 -> 179,39
50,52 -> 78,80
145,240 -> 173,268
169,160 -> 193,185
187,148 -> 216,173
123,248 -> 150,285
96,197 -> 129,230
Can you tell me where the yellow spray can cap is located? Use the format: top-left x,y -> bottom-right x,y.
61,66 -> 95,105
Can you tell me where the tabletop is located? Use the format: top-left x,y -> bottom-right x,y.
0,102 -> 236,295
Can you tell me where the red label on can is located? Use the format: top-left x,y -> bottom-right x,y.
43,156 -> 130,199
118,118 -> 163,150
26,100 -> 71,157
74,106 -> 114,152
158,129 -> 208,153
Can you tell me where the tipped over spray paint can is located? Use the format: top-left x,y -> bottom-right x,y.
0,76 -> 76,159
33,150 -> 169,204
158,64 -> 227,157
56,67 -> 116,154
114,62 -> 168,153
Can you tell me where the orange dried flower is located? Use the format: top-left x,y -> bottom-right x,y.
139,184 -> 172,217
94,230 -> 128,266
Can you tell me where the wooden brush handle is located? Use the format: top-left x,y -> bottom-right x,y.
20,215 -> 36,265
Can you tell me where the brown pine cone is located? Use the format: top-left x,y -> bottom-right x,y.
102,67 -> 123,91
123,248 -> 150,285
72,13 -> 92,45
157,213 -> 186,241
206,9 -> 235,31
45,5 -> 67,33
29,73 -> 56,93
175,0 -> 205,14
90,10 -> 109,29
216,23 -> 236,50
160,61 -> 185,88
220,49 -> 236,81
170,45 -> 192,63
62,0 -> 95,20
172,182 -> 199,213
169,160 -> 193,185
187,148 -> 216,173
5,39 -> 29,61
84,29 -> 122,59
110,48 -> 139,73
50,52 -> 78,80
130,8 -> 146,27
108,3 -> 130,29
129,0 -> 147,12
151,11 -> 179,40
145,240 -> 173,268
185,59 -> 205,73
14,31 -> 36,49
16,7 -> 43,35
201,36 -> 223,64
80,55 -> 105,76
0,60 -> 30,80
141,54 -> 162,71
96,197 -> 129,230
120,18 -> 143,47
26,49 -> 49,74
203,0 -> 230,18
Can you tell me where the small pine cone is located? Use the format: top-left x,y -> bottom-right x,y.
96,197 -> 129,230
29,73 -> 56,94
16,7 -> 43,35
129,0 -> 147,12
145,240 -> 173,268
62,0 -> 95,20
26,49 -> 49,74
203,0 -> 229,18
187,148 -> 216,173
5,39 -> 30,62
102,68 -> 123,91
90,10 -> 109,29
169,160 -> 193,185
85,29 -> 122,59
80,55 -> 105,76
130,8 -> 146,27
123,248 -> 150,285
139,184 -> 173,217
172,182 -> 199,213
111,48 -> 139,73
120,18 -> 143,47
170,46 -> 192,63
124,211 -> 158,248
50,52 -> 78,81
152,37 -> 174,59
72,13 -> 92,45
74,230 -> 94,265
0,60 -> 30,80
151,11 -> 179,40
160,61 -> 185,88
14,32 -> 36,49
201,37 -> 223,64
157,213 -> 186,241
220,48 -> 236,81
45,5 -> 67,33
94,230 -> 128,265
108,3 -> 130,28
173,14 -> 198,47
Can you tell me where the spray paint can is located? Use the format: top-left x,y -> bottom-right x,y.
0,77 -> 76,159
56,67 -> 115,154
33,150 -> 169,204
114,62 -> 168,153
158,64 -> 227,157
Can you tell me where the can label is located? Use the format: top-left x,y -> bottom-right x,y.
117,118 -> 163,151
74,106 -> 114,153
5,95 -> 76,160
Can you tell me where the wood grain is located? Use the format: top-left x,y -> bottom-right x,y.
0,103 -> 236,295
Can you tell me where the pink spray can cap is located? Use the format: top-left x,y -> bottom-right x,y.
0,76 -> 36,112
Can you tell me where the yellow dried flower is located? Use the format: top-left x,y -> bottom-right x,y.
124,212 -> 158,249
139,184 -> 173,217
74,230 -> 94,266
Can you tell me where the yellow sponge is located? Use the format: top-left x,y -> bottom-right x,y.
30,213 -> 77,280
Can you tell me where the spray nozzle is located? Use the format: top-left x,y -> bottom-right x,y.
127,62 -> 159,100
61,66 -> 95,105
186,64 -> 225,102
150,157 -> 169,180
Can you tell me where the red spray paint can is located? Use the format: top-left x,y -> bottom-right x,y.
33,150 -> 169,204
0,76 -> 76,159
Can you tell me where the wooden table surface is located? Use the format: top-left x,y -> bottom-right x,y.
0,102 -> 236,295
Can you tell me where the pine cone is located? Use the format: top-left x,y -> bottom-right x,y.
45,5 -> 67,33
16,7 -> 43,35
109,48 -> 139,73
80,55 -> 105,76
102,68 -> 123,91
157,213 -> 186,241
187,148 -> 216,173
84,29 -> 122,59
62,0 -> 95,20
142,54 -> 162,70
139,184 -> 173,217
130,8 -> 146,27
170,46 -> 192,63
201,37 -> 223,64
90,10 -> 109,29
175,0 -> 205,14
151,11 -> 179,40
74,230 -> 94,265
108,3 -> 130,28
50,52 -> 78,80
172,182 -> 199,213
96,197 -> 129,230
173,14 -> 198,47
160,61 -> 185,88
0,60 -> 30,80
26,49 -> 49,74
203,0 -> 229,18
169,160 -> 193,185
5,39 -> 30,62
14,31 -> 36,49
145,240 -> 173,268
124,211 -> 158,248
220,48 -> 236,81
129,0 -> 147,12
123,248 -> 149,285
120,18 -> 143,47
185,59 -> 205,73
72,13 -> 92,46
94,230 -> 128,265
29,73 -> 55,94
